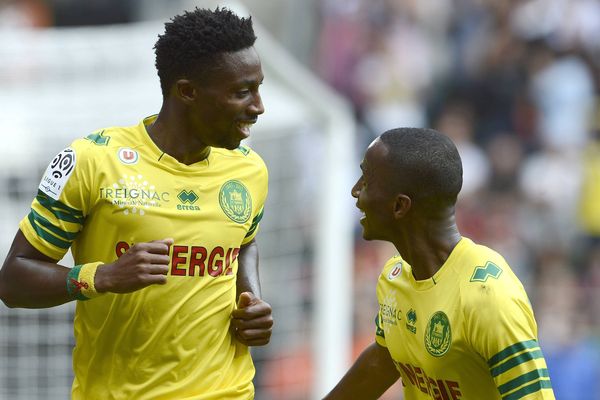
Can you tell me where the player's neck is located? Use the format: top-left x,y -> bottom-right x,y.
394,217 -> 461,281
147,110 -> 211,165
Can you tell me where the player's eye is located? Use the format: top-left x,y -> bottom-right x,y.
235,89 -> 250,98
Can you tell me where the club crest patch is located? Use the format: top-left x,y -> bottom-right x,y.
219,180 -> 252,223
39,147 -> 76,200
425,311 -> 451,357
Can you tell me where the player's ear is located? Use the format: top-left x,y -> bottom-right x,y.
174,79 -> 196,104
393,194 -> 411,219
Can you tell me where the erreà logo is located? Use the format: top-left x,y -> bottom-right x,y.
118,147 -> 139,165
177,190 -> 200,211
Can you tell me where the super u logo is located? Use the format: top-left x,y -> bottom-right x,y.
388,262 -> 402,280
118,147 -> 139,165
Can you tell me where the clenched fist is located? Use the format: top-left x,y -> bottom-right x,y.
231,292 -> 273,346
95,239 -> 173,294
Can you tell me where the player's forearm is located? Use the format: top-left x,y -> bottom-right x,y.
0,255 -> 73,308
323,342 -> 400,400
236,239 -> 261,298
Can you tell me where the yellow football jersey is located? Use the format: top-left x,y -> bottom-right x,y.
19,116 -> 268,399
375,237 -> 555,400
578,140 -> 600,235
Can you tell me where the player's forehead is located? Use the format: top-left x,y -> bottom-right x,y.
205,47 -> 264,85
362,138 -> 389,175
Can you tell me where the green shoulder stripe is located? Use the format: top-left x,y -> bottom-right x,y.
490,349 -> 545,377
470,261 -> 503,282
36,191 -> 84,224
502,379 -> 553,400
85,130 -> 111,146
498,368 -> 550,395
488,340 -> 539,367
27,213 -> 71,249
237,145 -> 250,156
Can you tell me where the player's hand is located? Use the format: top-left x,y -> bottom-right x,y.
231,292 -> 273,346
94,239 -> 173,294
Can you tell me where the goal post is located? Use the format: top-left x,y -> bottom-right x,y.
250,20 -> 356,399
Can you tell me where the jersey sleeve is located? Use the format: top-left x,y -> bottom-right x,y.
465,265 -> 555,399
241,151 -> 268,245
19,140 -> 95,260
374,266 -> 392,348
374,311 -> 387,347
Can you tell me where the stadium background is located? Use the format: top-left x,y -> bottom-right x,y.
1,0 -> 600,399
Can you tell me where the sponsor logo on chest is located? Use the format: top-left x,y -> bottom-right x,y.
100,174 -> 169,216
176,190 -> 201,211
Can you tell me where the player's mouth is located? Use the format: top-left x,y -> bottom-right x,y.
237,120 -> 256,138
356,204 -> 366,224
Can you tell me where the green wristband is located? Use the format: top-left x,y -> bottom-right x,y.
66,265 -> 90,301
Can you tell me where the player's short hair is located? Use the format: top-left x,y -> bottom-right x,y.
379,128 -> 463,213
154,7 -> 257,96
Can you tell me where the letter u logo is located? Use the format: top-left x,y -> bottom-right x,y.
388,262 -> 403,280
118,147 -> 139,165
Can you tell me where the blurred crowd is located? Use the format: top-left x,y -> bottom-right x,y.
3,0 -> 600,398
316,0 -> 600,398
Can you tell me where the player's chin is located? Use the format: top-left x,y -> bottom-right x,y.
360,228 -> 373,241
223,140 -> 242,150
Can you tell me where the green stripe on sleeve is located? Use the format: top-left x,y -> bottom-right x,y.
244,224 -> 259,238
36,191 -> 84,224
250,208 -> 264,226
498,369 -> 550,395
491,349 -> 545,377
488,340 -> 540,367
27,213 -> 71,249
502,379 -> 553,400
30,209 -> 78,241
244,208 -> 264,238
375,314 -> 385,338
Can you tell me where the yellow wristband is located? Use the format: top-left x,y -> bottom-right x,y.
77,262 -> 104,299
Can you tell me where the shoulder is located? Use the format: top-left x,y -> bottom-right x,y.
68,123 -> 140,160
457,239 -> 532,320
377,255 -> 407,288
212,145 -> 268,172
459,239 -> 523,292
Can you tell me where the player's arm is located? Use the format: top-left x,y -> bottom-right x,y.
323,342 -> 400,400
231,238 -> 273,346
0,229 -> 172,309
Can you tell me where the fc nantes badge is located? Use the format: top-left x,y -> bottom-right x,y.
219,180 -> 252,223
425,311 -> 451,357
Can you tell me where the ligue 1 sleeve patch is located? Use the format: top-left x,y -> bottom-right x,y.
38,147 -> 76,200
